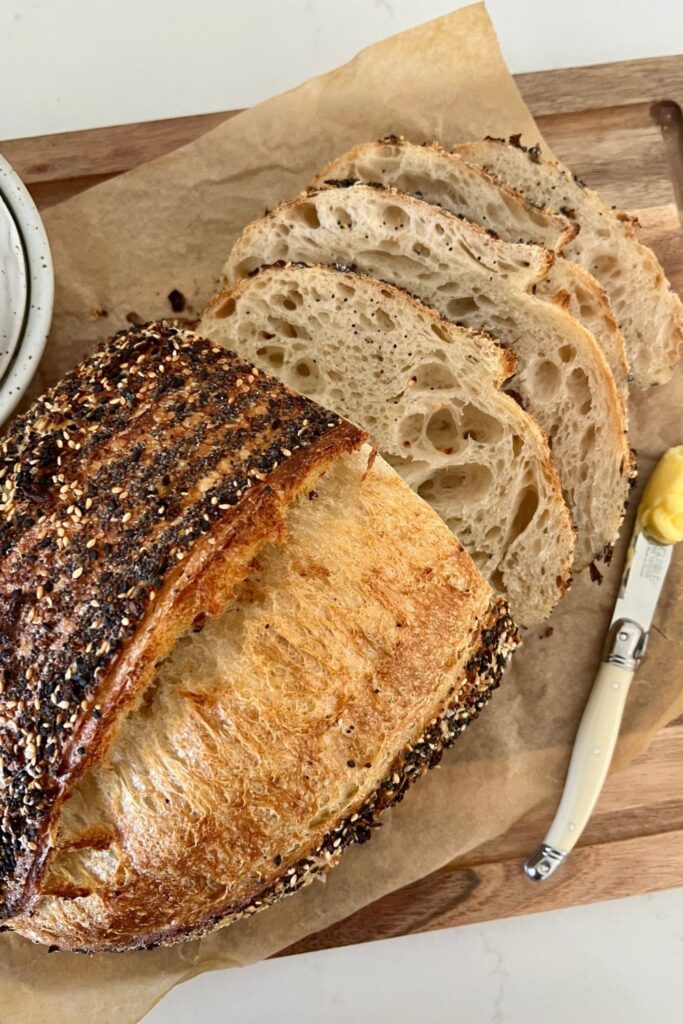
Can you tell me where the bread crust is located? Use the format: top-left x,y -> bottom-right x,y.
0,322 -> 364,920
14,595 -> 518,952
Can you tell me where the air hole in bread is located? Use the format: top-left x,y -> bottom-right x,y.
431,321 -> 452,343
211,296 -> 236,319
580,425 -> 596,458
382,205 -> 410,231
426,408 -> 461,454
292,203 -> 321,229
291,360 -> 321,392
399,414 -> 425,447
234,257 -> 260,277
531,358 -> 562,400
508,485 -> 539,544
418,463 -> 492,503
566,366 -> 591,407
413,242 -> 431,258
267,317 -> 298,339
281,290 -> 303,310
371,308 -> 395,331
460,404 -> 504,444
413,362 -> 458,389
496,258 -> 530,275
485,201 -> 504,222
592,254 -> 618,277
558,344 -> 575,363
359,251 -> 429,280
511,435 -> 524,457
446,296 -> 479,319
489,567 -> 506,593
333,207 -> 353,230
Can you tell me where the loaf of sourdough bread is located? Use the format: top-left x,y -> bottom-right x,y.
0,322 -> 518,951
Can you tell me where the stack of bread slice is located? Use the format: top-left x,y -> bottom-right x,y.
200,135 -> 680,627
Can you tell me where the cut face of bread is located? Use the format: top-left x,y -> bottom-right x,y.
312,137 -> 576,250
201,263 -> 574,626
454,138 -> 683,387
224,184 -> 632,568
12,448 -> 518,951
537,258 -> 629,399
312,138 -> 629,397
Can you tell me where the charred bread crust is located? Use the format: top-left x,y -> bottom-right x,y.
0,321 -> 365,919
33,596 -> 518,952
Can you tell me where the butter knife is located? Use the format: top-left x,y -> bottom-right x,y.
525,447 -> 682,881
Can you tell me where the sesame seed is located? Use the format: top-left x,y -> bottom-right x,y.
71,566 -> 84,580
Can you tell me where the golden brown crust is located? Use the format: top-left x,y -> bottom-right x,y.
0,322 -> 364,919
15,592 -> 518,953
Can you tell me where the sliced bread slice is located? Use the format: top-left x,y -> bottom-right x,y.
201,263 -> 575,625
454,137 -> 683,386
223,184 -> 633,569
311,138 -> 629,397
312,137 -> 576,250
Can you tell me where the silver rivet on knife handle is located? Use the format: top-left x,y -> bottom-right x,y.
524,844 -> 567,882
606,618 -> 647,671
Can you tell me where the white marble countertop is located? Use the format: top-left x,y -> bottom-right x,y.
2,2 -> 682,1020
144,888 -> 683,1023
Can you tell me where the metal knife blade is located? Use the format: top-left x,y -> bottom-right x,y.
610,529 -> 673,635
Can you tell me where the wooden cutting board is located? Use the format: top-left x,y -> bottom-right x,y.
2,54 -> 682,955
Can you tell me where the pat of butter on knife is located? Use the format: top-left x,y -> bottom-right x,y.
637,445 -> 683,544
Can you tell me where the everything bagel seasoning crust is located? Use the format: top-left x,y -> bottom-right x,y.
0,321 -> 364,919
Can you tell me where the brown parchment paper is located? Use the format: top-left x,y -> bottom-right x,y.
2,5 -> 682,1023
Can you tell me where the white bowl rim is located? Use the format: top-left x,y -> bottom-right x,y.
0,193 -> 29,382
0,153 -> 54,426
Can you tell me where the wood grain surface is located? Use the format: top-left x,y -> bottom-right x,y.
1,54 -> 682,954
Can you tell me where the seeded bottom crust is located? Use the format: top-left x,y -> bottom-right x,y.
27,595 -> 517,954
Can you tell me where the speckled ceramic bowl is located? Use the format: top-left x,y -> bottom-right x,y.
0,154 -> 53,425
0,193 -> 27,383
